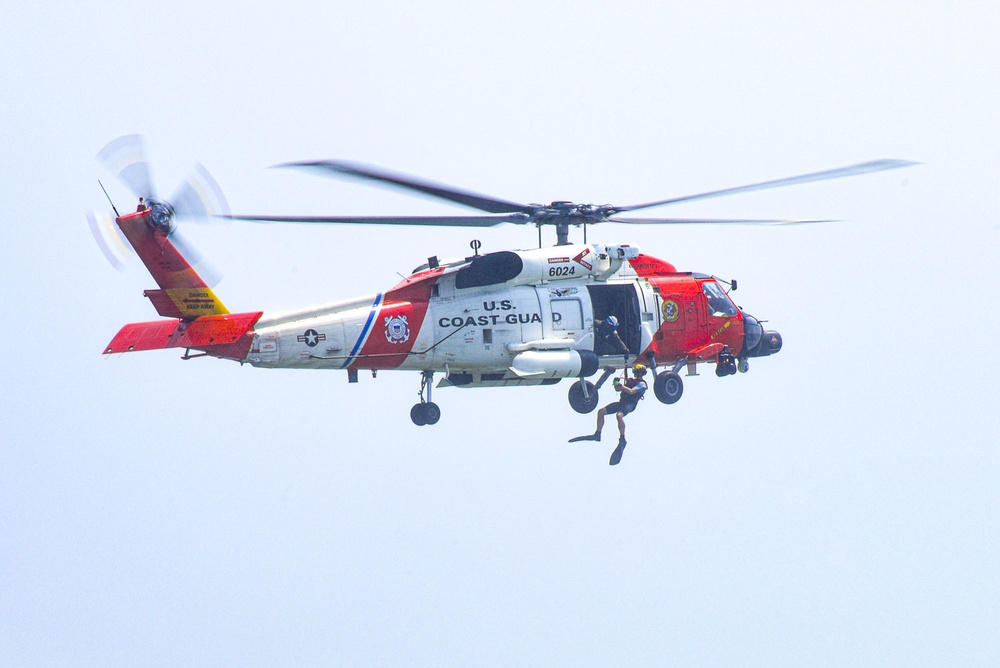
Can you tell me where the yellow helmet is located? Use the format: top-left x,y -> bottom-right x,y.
633,363 -> 647,374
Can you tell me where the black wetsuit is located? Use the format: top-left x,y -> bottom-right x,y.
604,378 -> 647,415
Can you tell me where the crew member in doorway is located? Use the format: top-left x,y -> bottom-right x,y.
569,364 -> 649,465
595,315 -> 629,360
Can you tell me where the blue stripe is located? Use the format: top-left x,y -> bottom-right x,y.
341,293 -> 383,369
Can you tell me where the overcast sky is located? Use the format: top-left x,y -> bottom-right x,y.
3,2 -> 999,665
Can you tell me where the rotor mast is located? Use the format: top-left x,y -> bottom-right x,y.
530,201 -> 615,246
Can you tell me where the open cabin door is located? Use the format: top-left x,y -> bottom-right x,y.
586,284 -> 642,356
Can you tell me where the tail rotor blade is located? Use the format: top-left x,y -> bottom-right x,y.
170,162 -> 231,222
87,210 -> 134,270
97,134 -> 157,200
170,228 -> 223,288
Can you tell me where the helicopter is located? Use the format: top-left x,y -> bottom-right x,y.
91,135 -> 914,425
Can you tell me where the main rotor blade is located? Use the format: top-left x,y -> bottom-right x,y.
617,159 -> 917,213
278,160 -> 534,215
228,213 -> 527,227
610,216 -> 833,225
97,134 -> 157,200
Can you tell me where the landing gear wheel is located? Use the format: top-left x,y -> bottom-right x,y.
568,380 -> 599,414
411,371 -> 441,426
654,371 -> 684,404
410,403 -> 428,426
737,358 -> 749,373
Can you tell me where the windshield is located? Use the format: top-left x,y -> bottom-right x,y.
702,280 -> 738,317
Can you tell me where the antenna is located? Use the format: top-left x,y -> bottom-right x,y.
98,180 -> 120,217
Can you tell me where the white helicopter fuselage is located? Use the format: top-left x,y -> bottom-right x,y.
245,243 -> 658,387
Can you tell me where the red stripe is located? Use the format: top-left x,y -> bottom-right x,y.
628,253 -> 677,277
352,268 -> 444,370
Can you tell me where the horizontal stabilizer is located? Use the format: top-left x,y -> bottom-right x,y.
104,311 -> 263,355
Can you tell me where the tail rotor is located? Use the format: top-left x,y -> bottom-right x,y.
89,135 -> 229,286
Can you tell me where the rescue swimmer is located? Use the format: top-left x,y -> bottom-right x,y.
569,363 -> 649,465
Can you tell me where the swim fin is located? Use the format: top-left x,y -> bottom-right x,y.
609,437 -> 627,465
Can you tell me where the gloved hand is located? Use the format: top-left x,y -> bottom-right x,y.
612,377 -> 622,391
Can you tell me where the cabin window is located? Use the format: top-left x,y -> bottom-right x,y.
551,298 -> 583,331
702,281 -> 738,317
455,251 -> 523,289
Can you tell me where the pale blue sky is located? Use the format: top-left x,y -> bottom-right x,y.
3,2 -> 999,665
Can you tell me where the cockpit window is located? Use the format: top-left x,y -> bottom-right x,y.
702,281 -> 738,317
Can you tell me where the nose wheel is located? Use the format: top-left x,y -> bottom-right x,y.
411,371 -> 441,426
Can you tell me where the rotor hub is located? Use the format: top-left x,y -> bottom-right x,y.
147,199 -> 176,234
529,202 -> 614,225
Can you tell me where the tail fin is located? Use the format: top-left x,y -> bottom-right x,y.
117,207 -> 229,318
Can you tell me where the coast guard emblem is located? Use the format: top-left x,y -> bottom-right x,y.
385,315 -> 410,344
662,299 -> 680,323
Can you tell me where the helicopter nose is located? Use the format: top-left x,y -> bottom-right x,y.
741,314 -> 782,358
756,330 -> 783,356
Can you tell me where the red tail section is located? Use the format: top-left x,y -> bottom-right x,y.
104,207 -> 260,360
116,208 -> 230,318
104,311 -> 262,360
